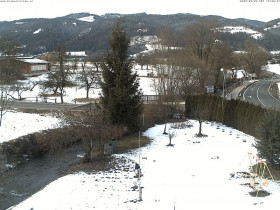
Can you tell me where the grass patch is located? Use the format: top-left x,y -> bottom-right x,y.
116,132 -> 151,154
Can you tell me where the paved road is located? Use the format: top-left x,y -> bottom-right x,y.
6,100 -> 82,110
243,79 -> 280,109
226,80 -> 255,100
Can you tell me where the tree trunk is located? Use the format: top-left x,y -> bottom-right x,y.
60,89 -> 64,103
214,70 -> 220,88
86,87 -> 89,99
163,122 -> 167,134
90,139 -> 93,160
198,119 -> 202,135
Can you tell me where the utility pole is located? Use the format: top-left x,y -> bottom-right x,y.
138,131 -> 142,201
221,68 -> 225,108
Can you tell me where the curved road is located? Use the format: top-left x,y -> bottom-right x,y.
243,79 -> 280,109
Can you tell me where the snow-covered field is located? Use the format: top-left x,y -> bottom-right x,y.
12,121 -> 280,210
0,111 -> 61,143
219,26 -> 263,39
267,63 -> 280,75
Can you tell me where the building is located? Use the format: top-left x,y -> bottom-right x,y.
17,58 -> 49,76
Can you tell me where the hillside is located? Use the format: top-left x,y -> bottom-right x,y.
0,12 -> 280,55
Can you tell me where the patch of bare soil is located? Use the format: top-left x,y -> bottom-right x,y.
249,190 -> 271,197
69,133 -> 151,173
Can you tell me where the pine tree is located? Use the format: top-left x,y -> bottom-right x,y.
100,19 -> 142,132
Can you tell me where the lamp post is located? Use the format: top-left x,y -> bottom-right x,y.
221,68 -> 225,108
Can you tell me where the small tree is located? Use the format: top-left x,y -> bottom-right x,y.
0,86 -> 9,127
188,95 -> 209,137
255,109 -> 280,166
78,60 -> 98,99
60,109 -> 114,162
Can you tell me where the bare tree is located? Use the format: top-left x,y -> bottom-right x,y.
60,108 -> 116,162
78,60 -> 99,98
0,86 -> 9,127
41,52 -> 57,71
0,36 -> 23,83
135,53 -> 145,70
92,57 -> 102,71
241,40 -> 269,77
72,57 -> 79,72
183,18 -> 220,88
209,41 -> 233,88
152,63 -> 181,134
157,26 -> 178,50
43,46 -> 72,103
189,96 -> 209,137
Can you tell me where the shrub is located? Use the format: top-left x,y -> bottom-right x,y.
255,110 -> 280,166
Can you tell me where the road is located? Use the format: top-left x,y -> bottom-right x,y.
6,100 -> 83,110
243,79 -> 280,109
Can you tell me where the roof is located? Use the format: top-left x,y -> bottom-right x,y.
19,58 -> 49,64
67,51 -> 87,57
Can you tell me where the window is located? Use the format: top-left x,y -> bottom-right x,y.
31,65 -> 47,71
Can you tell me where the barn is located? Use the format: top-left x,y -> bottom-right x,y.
17,58 -> 49,76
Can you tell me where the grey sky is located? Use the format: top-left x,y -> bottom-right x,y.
0,0 -> 279,22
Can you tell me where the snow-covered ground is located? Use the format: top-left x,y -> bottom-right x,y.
7,66 -> 156,104
78,15 -> 95,22
12,121 -> 280,210
219,26 -> 263,39
0,111 -> 61,143
267,63 -> 280,75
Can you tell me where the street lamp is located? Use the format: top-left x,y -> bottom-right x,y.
221,68 -> 225,108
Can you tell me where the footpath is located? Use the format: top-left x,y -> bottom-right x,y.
225,80 -> 256,100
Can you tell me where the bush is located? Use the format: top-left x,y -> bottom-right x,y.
0,127 -> 80,169
255,110 -> 280,166
185,95 -> 265,137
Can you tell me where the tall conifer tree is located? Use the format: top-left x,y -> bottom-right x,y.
100,19 -> 142,131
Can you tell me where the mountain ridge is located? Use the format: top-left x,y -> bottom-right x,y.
0,12 -> 279,56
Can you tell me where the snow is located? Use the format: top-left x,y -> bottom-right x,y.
12,121 -> 280,209
14,22 -> 25,25
266,64 -> 280,75
233,70 -> 246,79
219,26 -> 263,39
271,51 -> 280,55
0,111 -> 61,143
78,28 -> 92,37
33,29 -> 42,34
67,51 -> 87,57
264,22 -> 280,31
130,36 -> 158,54
20,58 -> 49,64
78,15 -> 95,22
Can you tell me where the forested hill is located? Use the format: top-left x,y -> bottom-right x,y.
0,12 -> 280,56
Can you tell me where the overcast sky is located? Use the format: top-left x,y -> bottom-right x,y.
0,0 -> 279,22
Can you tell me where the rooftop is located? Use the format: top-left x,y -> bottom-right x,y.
19,58 -> 49,64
